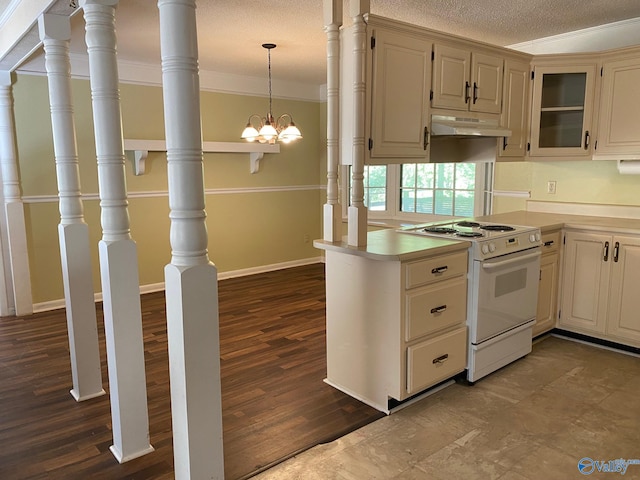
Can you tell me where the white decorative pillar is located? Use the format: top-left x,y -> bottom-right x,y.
0,71 -> 33,316
158,1 -> 224,478
80,0 -> 153,463
39,14 -> 105,402
323,0 -> 343,242
347,0 -> 369,247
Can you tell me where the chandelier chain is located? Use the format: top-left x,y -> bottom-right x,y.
267,48 -> 273,119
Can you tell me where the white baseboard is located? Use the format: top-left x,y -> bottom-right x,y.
31,257 -> 324,313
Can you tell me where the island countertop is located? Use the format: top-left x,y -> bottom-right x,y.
313,228 -> 470,262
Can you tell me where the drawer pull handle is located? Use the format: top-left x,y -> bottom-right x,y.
543,240 -> 554,247
430,305 -> 447,314
433,354 -> 449,365
431,266 -> 448,274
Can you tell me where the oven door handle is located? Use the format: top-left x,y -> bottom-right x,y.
481,250 -> 541,271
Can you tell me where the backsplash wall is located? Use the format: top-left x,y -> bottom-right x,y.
493,160 -> 640,213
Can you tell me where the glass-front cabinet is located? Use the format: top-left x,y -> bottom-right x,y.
529,64 -> 597,157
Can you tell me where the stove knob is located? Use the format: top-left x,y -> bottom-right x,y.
481,244 -> 489,254
489,243 -> 496,253
536,232 -> 541,242
530,233 -> 540,243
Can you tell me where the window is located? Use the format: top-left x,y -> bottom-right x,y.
345,162 -> 492,220
400,163 -> 476,217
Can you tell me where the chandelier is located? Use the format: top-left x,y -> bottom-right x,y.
241,43 -> 302,144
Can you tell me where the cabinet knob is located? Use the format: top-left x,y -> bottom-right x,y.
584,130 -> 590,149
613,241 -> 620,263
473,82 -> 478,104
431,266 -> 448,274
603,241 -> 610,262
465,81 -> 470,103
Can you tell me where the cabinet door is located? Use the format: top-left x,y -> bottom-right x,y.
607,235 -> 640,344
530,64 -> 597,157
432,43 -> 470,111
369,29 -> 431,159
559,231 -> 610,334
595,57 -> 640,157
470,52 -> 503,114
499,58 -> 530,159
533,252 -> 558,337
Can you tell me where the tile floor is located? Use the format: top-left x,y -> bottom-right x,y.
252,335 -> 640,480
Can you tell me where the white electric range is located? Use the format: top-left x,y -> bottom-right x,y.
399,220 -> 542,383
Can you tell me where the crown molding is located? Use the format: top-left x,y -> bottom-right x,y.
509,16 -> 640,54
16,51 -> 326,102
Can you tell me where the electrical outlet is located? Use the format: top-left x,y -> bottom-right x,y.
547,181 -> 557,194
303,233 -> 310,244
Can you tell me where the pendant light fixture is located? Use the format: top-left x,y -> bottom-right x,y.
241,43 -> 302,144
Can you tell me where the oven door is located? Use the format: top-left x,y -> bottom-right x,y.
470,247 -> 541,344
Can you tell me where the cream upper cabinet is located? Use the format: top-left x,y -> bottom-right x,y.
529,64 -> 597,157
432,43 -> 503,115
369,28 -> 432,160
606,235 -> 640,345
498,58 -> 531,159
594,55 -> 640,158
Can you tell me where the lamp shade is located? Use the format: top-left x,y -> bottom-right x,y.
241,124 -> 260,142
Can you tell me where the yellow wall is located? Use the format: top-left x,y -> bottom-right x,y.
494,160 -> 640,213
13,74 -> 323,304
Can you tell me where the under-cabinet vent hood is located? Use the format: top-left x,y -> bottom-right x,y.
431,114 -> 511,138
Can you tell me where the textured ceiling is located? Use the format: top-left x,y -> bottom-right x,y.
54,0 -> 640,86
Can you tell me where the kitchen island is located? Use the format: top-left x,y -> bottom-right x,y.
314,229 -> 470,413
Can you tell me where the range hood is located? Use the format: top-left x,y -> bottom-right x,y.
431,114 -> 511,138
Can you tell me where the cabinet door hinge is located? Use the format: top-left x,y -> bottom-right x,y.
368,138 -> 373,150
531,71 -> 535,80
371,36 -> 375,49
430,90 -> 433,101
527,142 -> 531,152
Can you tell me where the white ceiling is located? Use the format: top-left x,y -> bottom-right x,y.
8,0 -> 640,87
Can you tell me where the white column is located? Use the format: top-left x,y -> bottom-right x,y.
80,0 -> 153,463
0,71 -> 32,316
347,0 -> 369,247
323,0 -> 343,243
39,13 -> 105,402
158,1 -> 224,478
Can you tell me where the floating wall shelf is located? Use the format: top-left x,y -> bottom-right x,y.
123,139 -> 280,174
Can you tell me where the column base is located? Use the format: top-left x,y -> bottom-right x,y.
109,444 -> 155,464
70,388 -> 106,402
323,203 -> 342,242
347,205 -> 368,247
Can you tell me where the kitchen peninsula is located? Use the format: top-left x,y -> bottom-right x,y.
316,209 -> 640,413
314,230 -> 470,413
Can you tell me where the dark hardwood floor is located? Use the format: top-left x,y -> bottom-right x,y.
0,263 -> 383,479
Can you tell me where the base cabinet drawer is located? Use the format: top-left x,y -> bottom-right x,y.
405,276 -> 467,341
406,326 -> 467,394
405,251 -> 467,289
